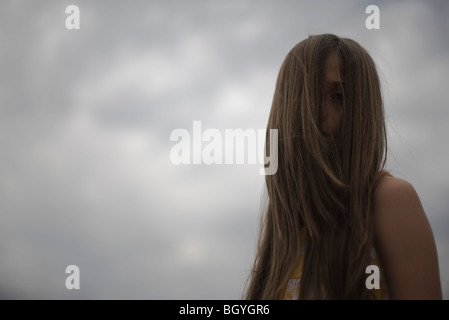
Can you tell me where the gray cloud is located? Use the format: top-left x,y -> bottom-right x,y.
0,0 -> 448,299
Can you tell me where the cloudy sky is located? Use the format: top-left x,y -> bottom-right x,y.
0,0 -> 448,299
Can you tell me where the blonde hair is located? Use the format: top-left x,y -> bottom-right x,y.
246,34 -> 388,299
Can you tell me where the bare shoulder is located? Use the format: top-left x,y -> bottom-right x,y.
373,175 -> 433,243
372,174 -> 442,299
374,174 -> 417,207
373,174 -> 424,253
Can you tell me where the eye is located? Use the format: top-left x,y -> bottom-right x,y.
331,93 -> 343,101
331,93 -> 343,102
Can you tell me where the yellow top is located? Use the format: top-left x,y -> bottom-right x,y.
283,228 -> 389,300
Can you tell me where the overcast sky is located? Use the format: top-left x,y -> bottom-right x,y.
0,0 -> 448,299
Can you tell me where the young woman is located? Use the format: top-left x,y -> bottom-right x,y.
245,34 -> 442,299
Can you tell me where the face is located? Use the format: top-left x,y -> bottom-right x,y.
322,52 -> 344,135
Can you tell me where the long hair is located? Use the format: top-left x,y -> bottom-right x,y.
245,34 -> 387,299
